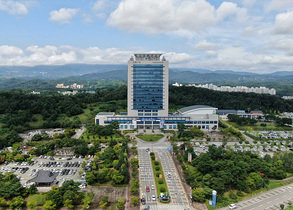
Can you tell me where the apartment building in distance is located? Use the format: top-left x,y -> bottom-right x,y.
173,83 -> 276,95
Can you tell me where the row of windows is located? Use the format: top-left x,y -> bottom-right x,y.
138,110 -> 158,112
120,125 -> 135,129
164,120 -> 218,124
138,113 -> 158,116
104,120 -> 132,124
133,105 -> 163,110
164,125 -> 217,129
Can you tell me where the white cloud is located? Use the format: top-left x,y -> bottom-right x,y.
268,39 -> 293,56
49,8 -> 79,24
92,0 -> 118,19
0,45 -> 292,73
266,0 -> 293,12
193,41 -> 222,51
205,51 -> 218,58
107,0 -> 246,36
242,0 -> 257,7
0,0 -> 36,15
273,11 -> 293,35
0,45 -> 23,56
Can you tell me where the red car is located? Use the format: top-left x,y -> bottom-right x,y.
146,186 -> 150,192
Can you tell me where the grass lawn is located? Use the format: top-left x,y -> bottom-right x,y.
136,134 -> 164,142
285,206 -> 293,210
26,194 -> 46,206
226,121 -> 293,131
81,132 -> 125,143
29,114 -> 44,128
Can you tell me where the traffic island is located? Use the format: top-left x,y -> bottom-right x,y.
150,152 -> 171,203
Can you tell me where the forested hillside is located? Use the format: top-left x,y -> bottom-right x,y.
169,86 -> 293,112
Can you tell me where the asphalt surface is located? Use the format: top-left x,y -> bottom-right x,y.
135,132 -> 192,210
218,183 -> 293,210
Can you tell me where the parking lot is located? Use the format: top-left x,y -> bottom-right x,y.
0,156 -> 90,190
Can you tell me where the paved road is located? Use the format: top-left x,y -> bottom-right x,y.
72,127 -> 85,139
138,148 -> 157,208
136,133 -> 192,210
218,183 -> 293,210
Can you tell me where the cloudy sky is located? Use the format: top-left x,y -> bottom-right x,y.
0,0 -> 293,73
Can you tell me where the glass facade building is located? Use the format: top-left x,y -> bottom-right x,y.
128,54 -> 169,117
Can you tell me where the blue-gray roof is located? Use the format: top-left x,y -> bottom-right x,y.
216,110 -> 237,115
28,170 -> 58,183
178,105 -> 217,114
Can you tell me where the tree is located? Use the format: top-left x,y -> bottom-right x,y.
192,188 -> 206,203
64,199 -> 74,209
99,196 -> 109,209
85,172 -> 96,185
9,196 -> 25,210
26,201 -> 37,210
177,122 -> 186,134
190,126 -> 204,137
131,196 -> 139,206
82,193 -> 94,210
116,197 -> 125,209
42,200 -> 56,210
112,171 -> 125,184
63,190 -> 76,205
45,187 -> 62,207
28,184 -> 37,195
0,197 -> 6,207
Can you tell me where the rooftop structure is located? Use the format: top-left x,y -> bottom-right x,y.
28,170 -> 58,187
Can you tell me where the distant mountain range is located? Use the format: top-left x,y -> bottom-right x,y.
0,64 -> 293,84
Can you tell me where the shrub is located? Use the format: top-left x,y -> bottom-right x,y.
160,187 -> 166,192
151,156 -> 155,160
156,172 -> 161,177
236,191 -> 244,197
229,192 -> 237,200
158,179 -> 164,184
154,161 -> 160,165
155,166 -> 160,171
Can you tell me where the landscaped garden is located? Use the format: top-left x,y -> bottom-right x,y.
150,152 -> 170,203
135,134 -> 164,142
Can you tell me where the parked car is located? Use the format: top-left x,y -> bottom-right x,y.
151,185 -> 155,190
146,186 -> 150,192
229,204 -> 237,209
141,197 -> 146,205
152,195 -> 156,201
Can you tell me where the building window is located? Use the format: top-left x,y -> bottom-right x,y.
130,125 -> 134,129
124,125 -> 128,129
164,125 -> 166,129
206,125 -> 209,129
153,113 -> 158,116
169,125 -> 172,129
202,125 -> 205,129
194,121 -> 197,124
173,125 -> 177,129
138,113 -> 143,116
198,121 -> 201,124
120,125 -> 123,129
214,121 -> 217,124
132,64 -> 164,111
96,119 -> 99,125
145,113 -> 151,116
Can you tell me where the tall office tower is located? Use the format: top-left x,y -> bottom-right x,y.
127,53 -> 169,117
